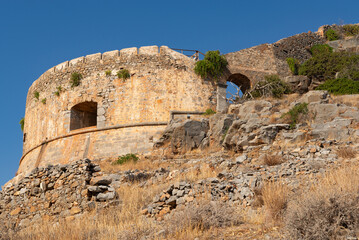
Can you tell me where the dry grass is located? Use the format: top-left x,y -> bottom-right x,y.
330,94 -> 359,108
263,154 -> 284,166
285,164 -> 359,239
9,184 -> 166,240
97,156 -> 172,173
262,180 -> 290,222
174,163 -> 219,183
337,146 -> 357,159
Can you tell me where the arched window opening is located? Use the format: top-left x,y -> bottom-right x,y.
70,101 -> 98,131
226,73 -> 251,103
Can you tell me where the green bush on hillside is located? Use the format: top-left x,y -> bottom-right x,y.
325,28 -> 340,41
310,44 -> 333,56
286,58 -> 300,75
299,51 -> 359,81
194,50 -> 228,80
113,153 -> 138,165
343,24 -> 359,36
282,103 -> 308,129
316,78 -> 359,95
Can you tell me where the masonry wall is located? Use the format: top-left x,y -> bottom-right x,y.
19,46 -> 216,177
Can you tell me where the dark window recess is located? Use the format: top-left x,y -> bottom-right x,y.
70,101 -> 98,131
23,133 -> 26,142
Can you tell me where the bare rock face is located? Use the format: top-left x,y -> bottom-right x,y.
155,119 -> 210,154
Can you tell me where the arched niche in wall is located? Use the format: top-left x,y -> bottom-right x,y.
70,101 -> 98,131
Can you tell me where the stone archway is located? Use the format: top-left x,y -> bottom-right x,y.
227,73 -> 251,94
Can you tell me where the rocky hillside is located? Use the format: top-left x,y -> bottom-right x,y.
2,90 -> 359,239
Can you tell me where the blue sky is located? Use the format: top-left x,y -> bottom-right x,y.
0,0 -> 358,186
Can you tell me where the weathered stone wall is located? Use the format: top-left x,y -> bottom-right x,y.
20,46 -> 216,178
0,159 -> 117,232
328,36 -> 359,53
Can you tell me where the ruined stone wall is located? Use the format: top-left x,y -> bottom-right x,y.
0,159 -> 119,233
19,46 -> 216,178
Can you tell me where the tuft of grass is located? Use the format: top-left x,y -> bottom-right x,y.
117,69 -> 130,81
281,102 -> 308,129
113,153 -> 139,165
263,154 -> 283,166
325,28 -> 340,41
262,180 -> 290,221
286,58 -> 300,75
203,109 -> 216,115
19,117 -> 24,132
194,50 -> 228,80
34,91 -> 40,100
105,70 -> 112,76
70,72 -> 82,87
41,98 -> 46,104
337,146 -> 357,159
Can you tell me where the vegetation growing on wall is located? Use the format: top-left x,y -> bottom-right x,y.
325,28 -> 340,41
203,109 -> 216,115
194,50 -> 228,80
19,118 -> 24,132
105,70 -> 112,76
117,69 -> 130,81
286,58 -> 300,75
70,72 -> 82,87
41,98 -> 47,104
245,75 -> 291,99
33,91 -> 40,100
54,86 -> 62,96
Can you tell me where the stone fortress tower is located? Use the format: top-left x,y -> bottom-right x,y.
18,46 -> 217,177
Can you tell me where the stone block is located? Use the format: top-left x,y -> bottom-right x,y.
102,50 -> 119,60
55,61 -> 69,71
85,53 -> 102,62
120,47 -> 137,57
69,57 -> 84,66
139,46 -> 158,56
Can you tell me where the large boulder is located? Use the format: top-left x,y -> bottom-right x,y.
284,75 -> 311,94
154,119 -> 209,154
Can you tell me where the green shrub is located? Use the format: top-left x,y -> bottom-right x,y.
34,91 -> 40,100
113,153 -> 138,165
250,75 -> 291,99
299,51 -> 359,81
194,50 -> 228,80
41,98 -> 47,104
70,72 -> 82,87
343,24 -> 359,36
282,103 -> 308,129
117,69 -> 130,81
203,109 -> 216,115
105,70 -> 112,76
19,118 -> 24,132
310,44 -> 333,56
286,58 -> 300,75
325,28 -> 340,41
316,78 -> 359,95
